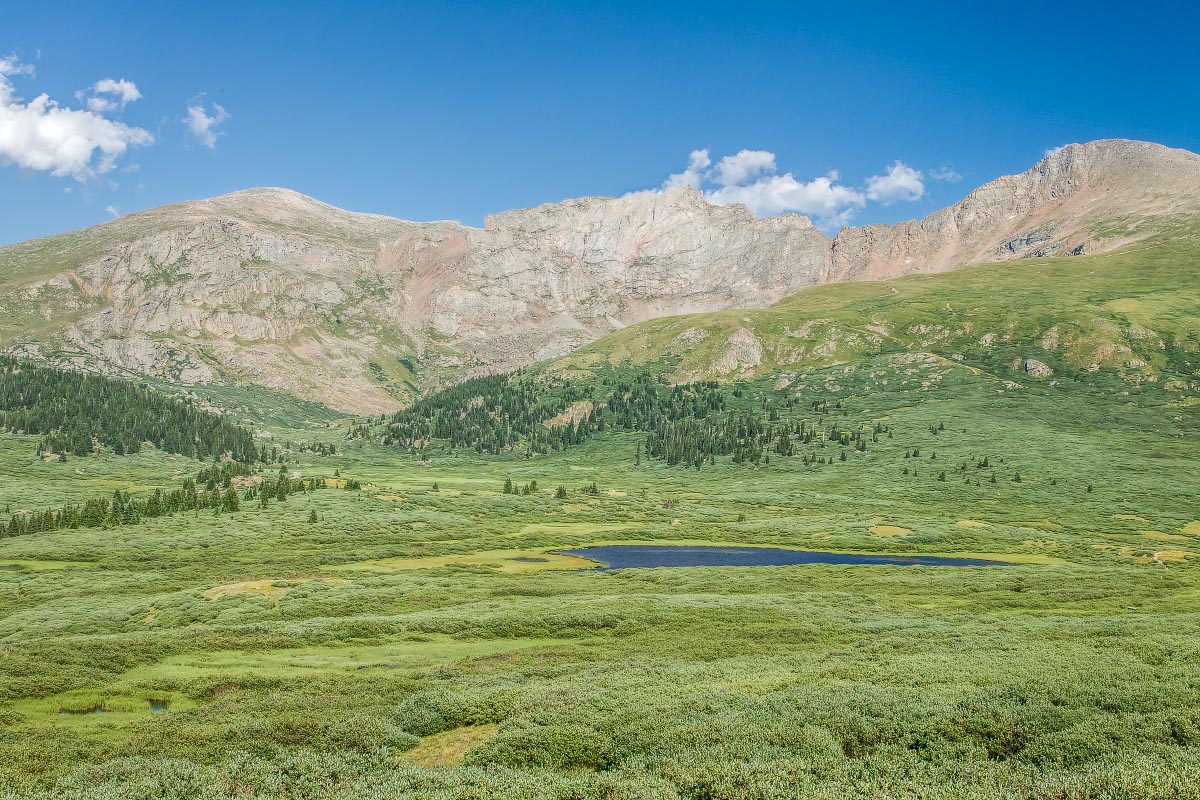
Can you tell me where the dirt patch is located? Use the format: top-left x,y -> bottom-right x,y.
203,579 -> 305,606
403,725 -> 499,768
956,520 -> 992,528
201,578 -> 346,606
1022,539 -> 1059,548
1141,530 -> 1189,542
142,607 -> 159,624
205,683 -> 241,700
1154,550 -> 1199,568
1017,520 -> 1064,532
870,525 -> 912,538
543,401 -> 595,428
1113,513 -> 1150,523
323,550 -> 596,574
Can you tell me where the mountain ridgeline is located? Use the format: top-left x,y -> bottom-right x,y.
1,139 -> 1198,414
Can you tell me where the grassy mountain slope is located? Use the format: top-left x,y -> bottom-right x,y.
549,226 -> 1200,395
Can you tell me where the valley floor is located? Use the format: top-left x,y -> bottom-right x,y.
1,361 -> 1199,799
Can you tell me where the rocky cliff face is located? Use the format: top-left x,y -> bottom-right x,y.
828,139 -> 1200,281
1,139 -> 1197,413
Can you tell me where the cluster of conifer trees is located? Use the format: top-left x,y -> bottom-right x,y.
372,369 -> 889,470
644,411 -> 887,468
375,372 -> 727,457
0,462 -> 322,538
0,356 -> 258,461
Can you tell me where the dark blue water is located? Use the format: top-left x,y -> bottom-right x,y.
560,545 -> 1009,570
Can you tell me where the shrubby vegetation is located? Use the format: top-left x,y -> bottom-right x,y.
1,238 -> 1198,799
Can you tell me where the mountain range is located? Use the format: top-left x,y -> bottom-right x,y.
1,138 -> 1198,413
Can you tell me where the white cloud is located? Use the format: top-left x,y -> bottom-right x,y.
865,161 -> 925,204
105,204 -> 119,217
661,148 -> 709,189
0,57 -> 153,181
713,149 -> 776,187
650,148 -> 866,228
707,173 -> 866,226
645,149 -> 946,230
185,100 -> 229,148
930,166 -> 961,183
84,78 -> 142,113
1045,143 -> 1074,157
0,56 -> 33,79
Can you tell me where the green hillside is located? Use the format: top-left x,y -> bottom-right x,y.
549,227 -> 1200,393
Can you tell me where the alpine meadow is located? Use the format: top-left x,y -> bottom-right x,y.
1,13 -> 1199,797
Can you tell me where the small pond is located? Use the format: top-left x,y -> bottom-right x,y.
59,705 -> 106,716
559,545 -> 1010,570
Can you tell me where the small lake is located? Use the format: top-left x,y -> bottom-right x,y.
560,545 -> 1010,570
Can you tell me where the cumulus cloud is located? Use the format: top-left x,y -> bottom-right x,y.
661,148 -> 709,189
1045,143 -> 1074,157
0,55 -> 33,79
930,166 -> 962,183
713,149 -> 776,187
643,149 -> 940,229
707,173 -> 866,227
185,99 -> 230,149
0,57 -> 153,181
83,78 -> 142,113
865,160 -> 925,204
105,204 -> 120,218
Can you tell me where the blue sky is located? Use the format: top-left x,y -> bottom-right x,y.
2,0 -> 1197,244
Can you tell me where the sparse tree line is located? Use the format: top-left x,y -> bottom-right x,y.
0,462 -> 326,538
500,479 -> 599,499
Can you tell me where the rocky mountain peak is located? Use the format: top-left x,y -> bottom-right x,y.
0,138 -> 1196,413
826,138 -> 1200,282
